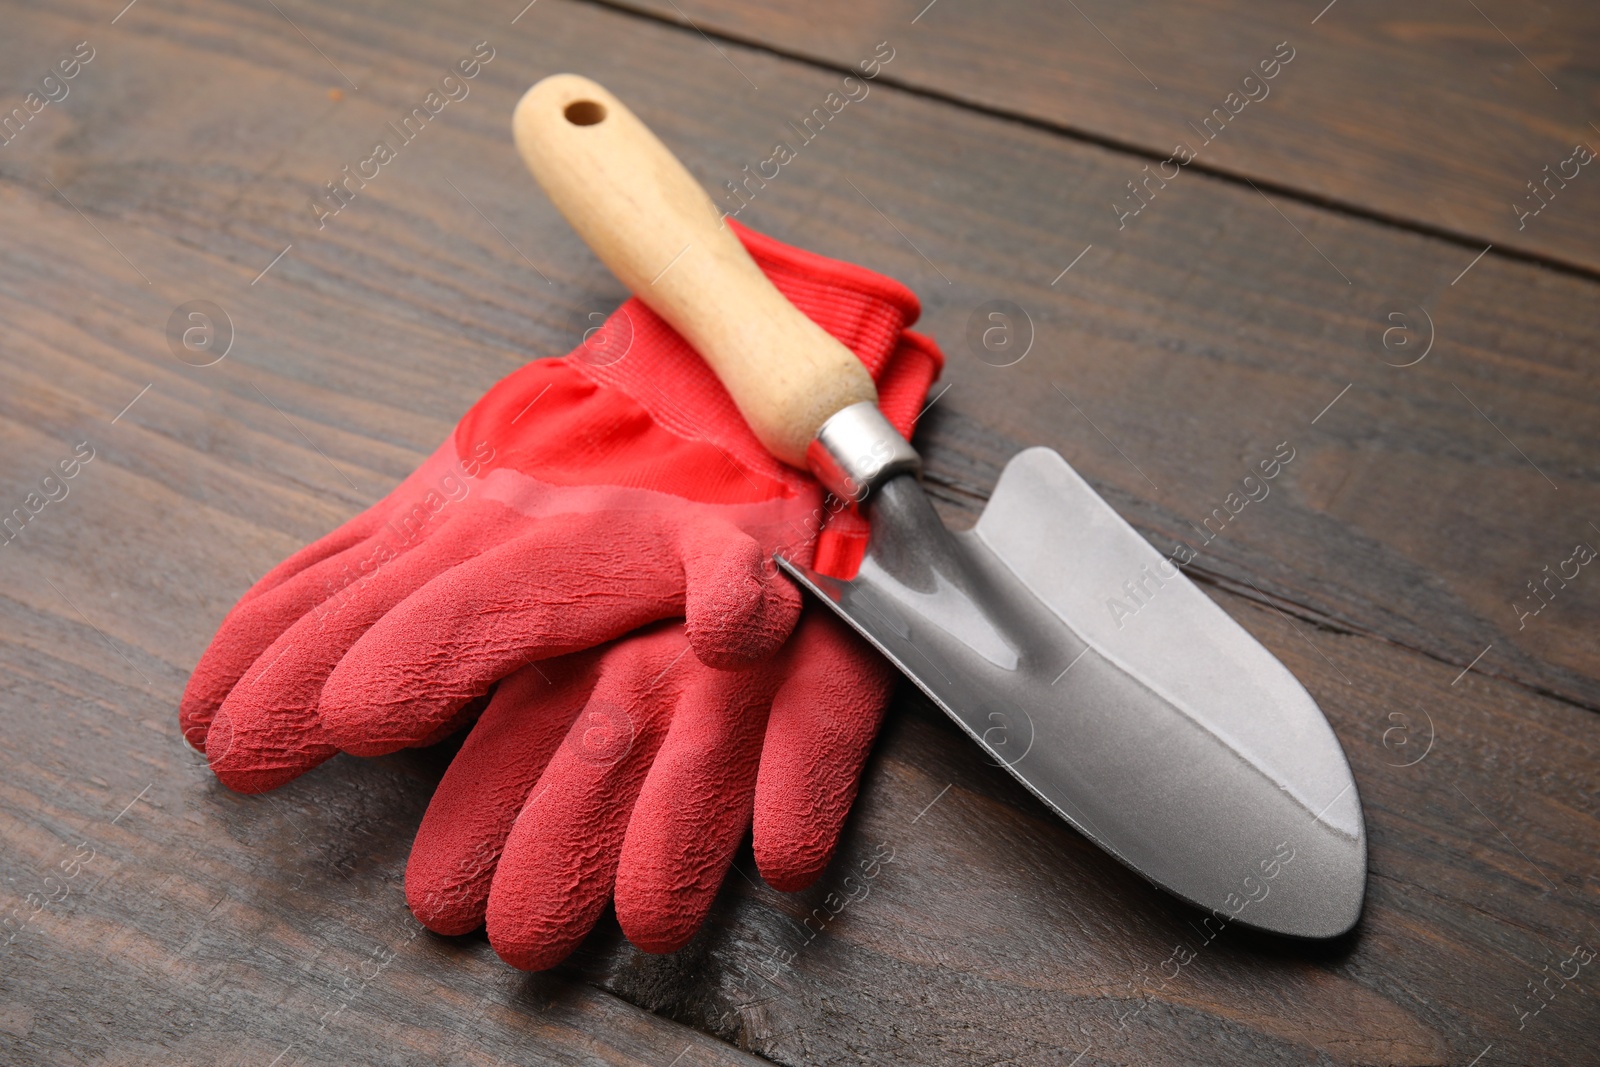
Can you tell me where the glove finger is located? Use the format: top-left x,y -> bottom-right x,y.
180,461 -> 480,750
182,530 -> 401,752
234,449 -> 461,605
681,521 -> 802,670
753,609 -> 895,891
614,657 -> 783,953
320,513 -> 689,757
182,446 -> 481,748
407,653 -> 599,935
237,507 -> 388,608
205,509 -> 533,793
485,624 -> 688,970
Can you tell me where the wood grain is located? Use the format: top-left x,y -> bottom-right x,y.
9,0 -> 1595,714
0,700 -> 771,1066
610,0 -> 1600,276
0,0 -> 1595,1065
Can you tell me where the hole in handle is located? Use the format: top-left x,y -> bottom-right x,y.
564,100 -> 606,126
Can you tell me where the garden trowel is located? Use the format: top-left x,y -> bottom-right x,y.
514,74 -> 1366,939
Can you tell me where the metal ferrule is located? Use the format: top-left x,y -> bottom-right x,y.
805,400 -> 921,503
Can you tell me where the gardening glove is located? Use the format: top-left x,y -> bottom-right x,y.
179,220 -> 929,796
405,325 -> 940,968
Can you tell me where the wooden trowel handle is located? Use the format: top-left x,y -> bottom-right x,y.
513,74 -> 877,468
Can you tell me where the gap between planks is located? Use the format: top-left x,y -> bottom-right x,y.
574,0 -> 1600,285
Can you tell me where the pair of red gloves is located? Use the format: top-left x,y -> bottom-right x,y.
180,221 -> 943,970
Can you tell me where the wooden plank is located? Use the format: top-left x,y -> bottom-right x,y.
12,0 -> 1590,708
0,1 -> 1594,1065
0,666 -> 771,1066
610,0 -> 1600,275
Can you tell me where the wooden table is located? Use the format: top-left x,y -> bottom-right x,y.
2,1 -> 1596,1063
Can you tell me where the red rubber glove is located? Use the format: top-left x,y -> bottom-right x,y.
179,221 -> 930,798
405,323 -> 940,967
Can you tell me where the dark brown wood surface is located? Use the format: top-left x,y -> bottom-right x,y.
615,0 -> 1600,276
0,1 -> 1595,1065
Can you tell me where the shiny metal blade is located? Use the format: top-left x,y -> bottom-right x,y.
779,447 -> 1365,938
